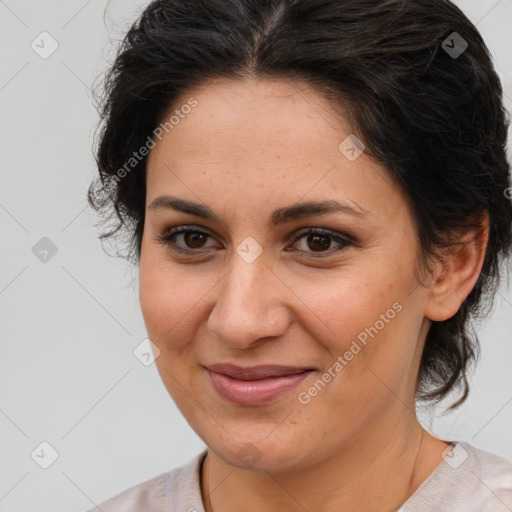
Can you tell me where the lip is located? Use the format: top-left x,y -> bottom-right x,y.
205,364 -> 314,406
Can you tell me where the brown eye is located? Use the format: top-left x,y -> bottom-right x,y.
184,231 -> 208,249
157,226 -> 219,254
306,234 -> 332,252
290,228 -> 352,257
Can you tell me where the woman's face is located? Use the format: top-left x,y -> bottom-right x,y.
139,78 -> 432,471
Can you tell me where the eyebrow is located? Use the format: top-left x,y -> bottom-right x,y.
148,195 -> 369,226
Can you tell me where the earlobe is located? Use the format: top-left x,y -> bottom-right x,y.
424,215 -> 489,322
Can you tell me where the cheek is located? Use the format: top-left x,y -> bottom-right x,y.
291,278 -> 420,444
139,247 -> 226,353
287,265 -> 422,388
139,253 -> 205,351
286,269 -> 396,349
138,255 -> 211,408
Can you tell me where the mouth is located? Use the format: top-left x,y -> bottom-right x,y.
204,364 -> 315,406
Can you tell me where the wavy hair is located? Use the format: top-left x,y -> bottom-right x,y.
88,0 -> 512,409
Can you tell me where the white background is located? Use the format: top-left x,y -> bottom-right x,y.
1,1 -> 511,510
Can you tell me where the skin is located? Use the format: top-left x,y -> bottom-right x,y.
139,78 -> 488,512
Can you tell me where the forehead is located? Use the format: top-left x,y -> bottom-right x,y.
152,77 -> 345,159
145,77 -> 404,221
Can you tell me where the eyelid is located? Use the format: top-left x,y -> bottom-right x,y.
286,227 -> 353,257
156,225 -> 353,256
155,225 -> 220,253
289,227 -> 354,245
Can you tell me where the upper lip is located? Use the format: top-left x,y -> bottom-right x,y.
205,363 -> 314,381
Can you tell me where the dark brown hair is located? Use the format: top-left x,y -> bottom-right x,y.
88,0 -> 512,408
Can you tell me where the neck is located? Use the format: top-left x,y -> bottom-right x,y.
201,410 -> 448,512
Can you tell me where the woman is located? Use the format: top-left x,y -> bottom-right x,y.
87,0 -> 512,510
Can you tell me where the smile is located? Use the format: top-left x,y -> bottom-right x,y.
206,366 -> 314,406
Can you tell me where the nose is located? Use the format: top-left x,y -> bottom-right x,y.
207,248 -> 292,350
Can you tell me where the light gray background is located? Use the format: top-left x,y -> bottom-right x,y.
1,1 -> 511,510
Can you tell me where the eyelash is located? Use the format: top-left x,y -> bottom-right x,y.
155,226 -> 353,258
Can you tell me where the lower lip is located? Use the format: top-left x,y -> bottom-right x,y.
207,369 -> 312,406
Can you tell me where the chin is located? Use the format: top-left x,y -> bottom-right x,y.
201,426 -> 315,473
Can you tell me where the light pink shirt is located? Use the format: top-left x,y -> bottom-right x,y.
86,441 -> 512,511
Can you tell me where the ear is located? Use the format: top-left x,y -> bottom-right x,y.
424,214 -> 489,322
